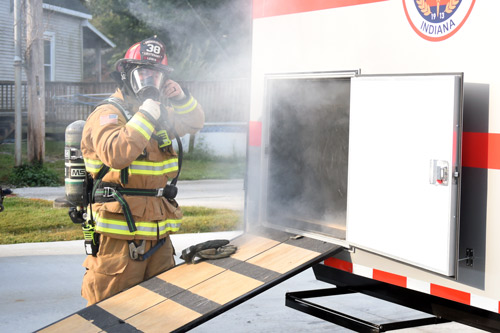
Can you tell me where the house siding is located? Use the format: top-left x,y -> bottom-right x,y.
43,9 -> 83,82
0,0 -> 20,81
0,1 -> 83,82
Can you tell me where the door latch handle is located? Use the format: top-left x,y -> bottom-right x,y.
429,159 -> 449,186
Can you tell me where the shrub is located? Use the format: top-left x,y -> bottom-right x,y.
9,163 -> 60,187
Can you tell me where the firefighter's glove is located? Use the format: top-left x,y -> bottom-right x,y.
139,98 -> 161,121
180,239 -> 237,264
164,80 -> 186,101
197,245 -> 237,260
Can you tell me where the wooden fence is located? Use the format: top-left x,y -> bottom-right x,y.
0,79 -> 250,126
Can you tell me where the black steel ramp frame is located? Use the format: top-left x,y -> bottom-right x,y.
286,287 -> 449,332
285,263 -> 500,332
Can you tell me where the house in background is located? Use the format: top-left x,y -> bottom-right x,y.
0,0 -> 115,83
0,0 -> 115,141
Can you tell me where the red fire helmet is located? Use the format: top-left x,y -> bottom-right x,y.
115,36 -> 172,74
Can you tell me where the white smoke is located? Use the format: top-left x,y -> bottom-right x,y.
127,0 -> 252,81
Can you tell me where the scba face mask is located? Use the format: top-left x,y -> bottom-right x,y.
130,66 -> 166,102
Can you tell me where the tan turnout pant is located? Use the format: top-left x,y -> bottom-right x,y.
81,234 -> 175,306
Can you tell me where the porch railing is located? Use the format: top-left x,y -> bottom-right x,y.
0,79 -> 250,126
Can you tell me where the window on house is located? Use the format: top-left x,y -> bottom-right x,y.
44,33 -> 55,81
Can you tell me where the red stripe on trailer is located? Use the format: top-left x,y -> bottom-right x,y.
324,257 -> 353,273
249,121 -> 262,147
373,269 -> 407,288
462,132 -> 500,170
323,260 -> 500,313
253,0 -> 388,19
430,284 -> 471,305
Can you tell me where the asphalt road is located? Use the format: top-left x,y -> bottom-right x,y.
1,180 -> 481,332
13,179 -> 245,211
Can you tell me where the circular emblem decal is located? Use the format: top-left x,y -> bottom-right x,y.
403,0 -> 475,41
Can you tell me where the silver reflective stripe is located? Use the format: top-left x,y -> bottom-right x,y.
97,221 -> 130,231
159,222 -> 181,233
127,114 -> 154,140
136,225 -> 158,233
84,158 -> 103,173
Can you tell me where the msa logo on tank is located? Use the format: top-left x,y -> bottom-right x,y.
403,0 -> 475,41
71,169 -> 86,177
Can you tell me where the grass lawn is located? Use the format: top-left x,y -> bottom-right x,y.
0,139 -> 245,185
0,140 -> 65,184
0,197 -> 242,244
0,139 -> 245,244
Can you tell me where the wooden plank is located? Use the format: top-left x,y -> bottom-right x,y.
40,229 -> 342,332
230,234 -> 280,261
247,243 -> 320,274
127,299 -> 201,332
98,285 -> 165,320
156,261 -> 226,290
38,314 -> 100,333
189,270 -> 264,304
87,233 -> 277,323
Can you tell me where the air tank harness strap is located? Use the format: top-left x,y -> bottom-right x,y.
93,182 -> 178,233
128,238 -> 166,261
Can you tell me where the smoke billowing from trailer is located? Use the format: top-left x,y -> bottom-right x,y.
263,77 -> 350,238
124,1 -> 250,182
127,0 -> 252,81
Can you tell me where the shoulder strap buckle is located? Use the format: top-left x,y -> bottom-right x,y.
102,186 -> 116,198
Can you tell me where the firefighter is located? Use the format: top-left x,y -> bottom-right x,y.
80,36 -> 204,305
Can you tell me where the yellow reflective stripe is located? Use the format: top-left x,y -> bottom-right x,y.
128,158 -> 179,175
127,114 -> 154,140
94,213 -> 181,236
172,96 -> 198,114
84,158 -> 103,173
85,157 -> 178,176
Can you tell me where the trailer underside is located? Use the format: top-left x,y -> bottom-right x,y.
285,264 -> 500,332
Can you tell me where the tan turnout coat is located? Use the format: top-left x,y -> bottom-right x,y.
80,89 -> 204,241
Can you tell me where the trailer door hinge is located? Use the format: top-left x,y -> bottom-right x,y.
458,248 -> 474,267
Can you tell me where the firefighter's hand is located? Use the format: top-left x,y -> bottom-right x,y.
139,98 -> 161,120
163,80 -> 186,101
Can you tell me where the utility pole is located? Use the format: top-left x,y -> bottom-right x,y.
25,0 -> 45,164
13,0 -> 23,166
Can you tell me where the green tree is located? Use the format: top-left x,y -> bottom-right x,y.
83,0 -> 252,81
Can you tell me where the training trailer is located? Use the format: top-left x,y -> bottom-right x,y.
246,0 -> 500,331
40,0 -> 500,332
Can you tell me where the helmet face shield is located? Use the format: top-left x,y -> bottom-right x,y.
130,67 -> 166,94
129,66 -> 167,102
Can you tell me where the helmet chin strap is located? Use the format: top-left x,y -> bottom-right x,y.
113,69 -> 136,99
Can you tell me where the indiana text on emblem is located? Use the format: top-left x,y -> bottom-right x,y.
404,0 -> 475,42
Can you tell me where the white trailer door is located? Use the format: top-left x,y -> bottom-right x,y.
346,74 -> 463,276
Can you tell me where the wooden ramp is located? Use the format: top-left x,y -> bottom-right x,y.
38,227 -> 342,332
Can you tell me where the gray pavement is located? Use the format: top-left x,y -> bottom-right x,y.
13,179 -> 245,211
2,180 -> 482,332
